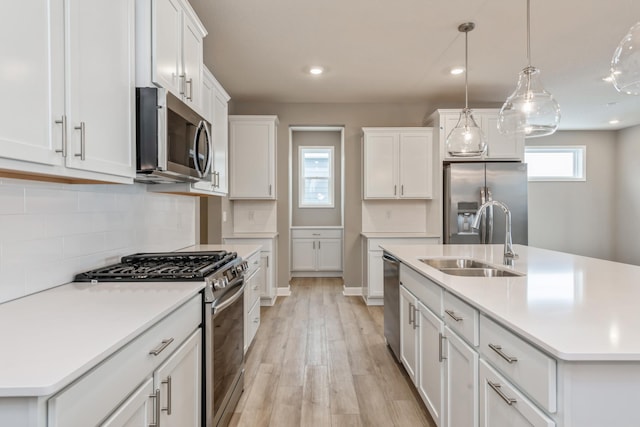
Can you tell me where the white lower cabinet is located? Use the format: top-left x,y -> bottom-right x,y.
243,251 -> 262,353
400,285 -> 419,383
444,325 -> 478,427
101,378 -> 154,427
417,301 -> 445,427
291,228 -> 343,275
479,360 -> 555,427
224,236 -> 278,305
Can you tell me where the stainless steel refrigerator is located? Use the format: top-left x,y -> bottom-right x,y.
444,162 -> 528,245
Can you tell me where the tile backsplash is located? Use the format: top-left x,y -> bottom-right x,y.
0,179 -> 196,303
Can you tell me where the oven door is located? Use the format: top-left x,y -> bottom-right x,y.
205,279 -> 245,427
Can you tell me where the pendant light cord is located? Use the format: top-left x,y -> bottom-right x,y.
465,29 -> 469,109
526,0 -> 531,67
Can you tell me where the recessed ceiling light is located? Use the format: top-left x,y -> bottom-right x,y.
309,66 -> 324,75
450,67 -> 465,75
609,119 -> 620,125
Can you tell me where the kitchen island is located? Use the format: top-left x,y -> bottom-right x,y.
383,243 -> 640,427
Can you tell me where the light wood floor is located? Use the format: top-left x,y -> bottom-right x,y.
229,277 -> 436,427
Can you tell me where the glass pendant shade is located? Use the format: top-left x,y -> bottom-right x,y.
498,66 -> 561,138
447,108 -> 486,156
611,22 -> 640,95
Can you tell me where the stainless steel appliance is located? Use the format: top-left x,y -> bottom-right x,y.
136,87 -> 212,184
75,251 -> 247,427
383,252 -> 401,361
444,162 -> 528,245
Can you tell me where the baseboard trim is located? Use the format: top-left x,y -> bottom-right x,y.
342,285 -> 362,297
277,285 -> 291,297
291,271 -> 342,278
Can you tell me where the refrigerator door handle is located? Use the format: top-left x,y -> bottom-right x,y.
480,187 -> 486,244
487,188 -> 494,244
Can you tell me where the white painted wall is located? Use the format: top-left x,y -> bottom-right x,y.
527,130 -> 617,260
615,125 -> 640,265
0,179 -> 196,303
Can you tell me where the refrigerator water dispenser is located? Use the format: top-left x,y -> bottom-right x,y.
457,201 -> 479,235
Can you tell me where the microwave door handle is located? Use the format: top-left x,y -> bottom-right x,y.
193,121 -> 206,177
202,121 -> 212,176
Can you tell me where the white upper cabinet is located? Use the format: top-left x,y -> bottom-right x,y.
229,115 -> 278,199
137,0 -> 207,113
363,128 -> 434,199
0,0 -> 135,183
428,109 -> 525,162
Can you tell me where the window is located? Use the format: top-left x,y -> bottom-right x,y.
299,146 -> 334,207
524,146 -> 586,181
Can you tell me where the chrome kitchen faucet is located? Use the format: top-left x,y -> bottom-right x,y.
472,200 -> 518,265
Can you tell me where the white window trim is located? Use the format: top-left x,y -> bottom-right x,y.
298,146 -> 335,208
525,145 -> 587,182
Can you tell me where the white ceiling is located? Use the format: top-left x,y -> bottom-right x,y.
189,0 -> 640,130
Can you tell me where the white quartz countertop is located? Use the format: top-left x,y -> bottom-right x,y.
178,244 -> 261,260
382,244 -> 640,361
361,232 -> 440,239
223,232 -> 279,239
0,281 -> 204,397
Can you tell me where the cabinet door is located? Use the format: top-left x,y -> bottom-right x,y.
291,239 -> 316,271
441,114 -> 463,158
0,0 -> 65,167
153,0 -> 182,97
154,330 -> 201,427
201,68 -> 214,123
400,285 -> 418,384
363,132 -> 398,198
445,326 -> 479,427
316,239 -> 342,271
229,119 -> 276,199
259,253 -> 272,299
181,12 -> 203,110
101,378 -> 153,427
399,132 -> 433,199
482,115 -> 523,160
479,360 -> 554,427
417,301 -> 445,427
212,87 -> 229,194
367,251 -> 384,298
65,0 -> 134,178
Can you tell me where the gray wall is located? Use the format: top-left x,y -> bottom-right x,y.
615,125 -> 640,264
291,129 -> 342,227
527,130 -> 617,260
231,102 -> 432,288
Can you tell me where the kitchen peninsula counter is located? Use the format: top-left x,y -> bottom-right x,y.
382,243 -> 640,361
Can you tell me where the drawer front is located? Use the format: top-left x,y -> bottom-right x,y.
443,292 -> 479,346
369,237 -> 438,251
224,237 -> 272,252
247,298 -> 261,348
246,268 -> 261,309
480,315 -> 557,413
479,360 -> 555,427
245,251 -> 261,277
48,294 -> 202,427
292,228 -> 342,239
400,264 -> 442,316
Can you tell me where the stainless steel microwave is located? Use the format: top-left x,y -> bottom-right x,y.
135,87 -> 212,183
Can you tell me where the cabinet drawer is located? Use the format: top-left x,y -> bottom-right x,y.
400,264 -> 442,316
443,292 -> 479,346
291,228 -> 342,239
48,294 -> 202,427
480,315 -> 557,413
247,298 -> 261,347
246,268 -> 261,309
479,360 -> 555,427
245,251 -> 261,277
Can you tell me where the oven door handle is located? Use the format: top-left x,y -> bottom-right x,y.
212,280 -> 245,316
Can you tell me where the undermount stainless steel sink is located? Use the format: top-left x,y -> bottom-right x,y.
419,258 -> 524,277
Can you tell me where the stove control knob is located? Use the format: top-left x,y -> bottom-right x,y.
213,277 -> 228,290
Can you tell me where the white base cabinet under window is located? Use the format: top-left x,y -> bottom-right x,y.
291,228 -> 343,276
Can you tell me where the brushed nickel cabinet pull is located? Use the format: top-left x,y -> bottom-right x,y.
413,305 -> 419,329
445,309 -> 463,322
179,74 -> 186,95
488,343 -> 518,364
149,388 -> 160,427
54,115 -> 67,157
149,338 -> 174,356
488,381 -> 517,406
186,78 -> 193,101
438,333 -> 447,362
401,184 -> 404,195
394,185 -> 397,195
161,376 -> 172,415
74,122 -> 85,160
408,302 -> 414,325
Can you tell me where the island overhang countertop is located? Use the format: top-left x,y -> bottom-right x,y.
381,243 -> 640,362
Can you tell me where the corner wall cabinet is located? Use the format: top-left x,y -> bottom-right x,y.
136,0 -> 206,113
224,236 -> 278,306
427,109 -> 525,161
229,116 -> 279,199
362,128 -> 434,199
0,0 -> 135,184
243,250 -> 262,353
361,236 -> 438,305
291,228 -> 343,276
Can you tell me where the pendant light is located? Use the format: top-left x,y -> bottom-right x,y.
446,22 -> 487,157
498,0 -> 560,138
611,22 -> 640,95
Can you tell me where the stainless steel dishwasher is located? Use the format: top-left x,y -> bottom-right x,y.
383,252 -> 401,361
